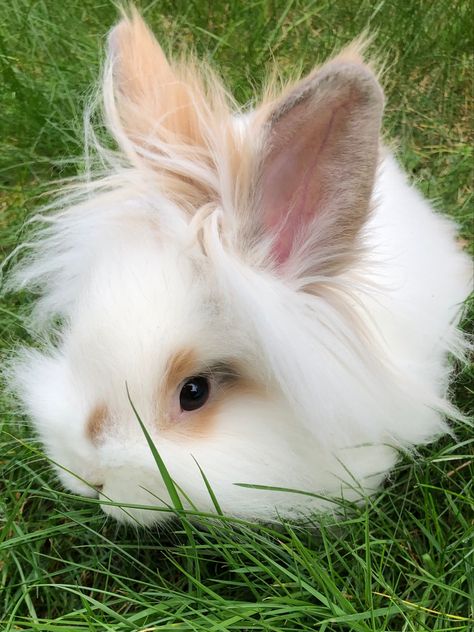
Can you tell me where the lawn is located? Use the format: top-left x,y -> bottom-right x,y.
0,1 -> 473,630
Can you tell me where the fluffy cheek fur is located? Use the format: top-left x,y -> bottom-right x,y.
13,351 -> 309,524
12,349 -> 398,527
11,350 -> 105,497
11,353 -> 300,524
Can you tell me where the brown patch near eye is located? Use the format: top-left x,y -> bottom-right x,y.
177,399 -> 222,438
161,348 -> 197,399
169,369 -> 267,439
87,404 -> 109,443
197,378 -> 264,436
157,348 -> 268,437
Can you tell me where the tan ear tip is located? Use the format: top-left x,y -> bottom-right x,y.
333,32 -> 376,64
107,14 -> 135,55
107,9 -> 153,57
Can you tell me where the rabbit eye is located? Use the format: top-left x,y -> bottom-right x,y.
179,376 -> 210,411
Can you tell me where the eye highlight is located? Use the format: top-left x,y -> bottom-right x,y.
179,376 -> 210,412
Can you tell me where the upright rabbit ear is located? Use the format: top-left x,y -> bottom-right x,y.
252,51 -> 384,278
105,9 -> 205,152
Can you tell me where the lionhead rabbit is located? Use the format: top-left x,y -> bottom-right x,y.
8,10 -> 471,526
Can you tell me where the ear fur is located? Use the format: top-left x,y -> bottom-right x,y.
105,11 -> 383,281
107,8 -> 205,148
104,9 -> 237,207
251,49 -> 384,278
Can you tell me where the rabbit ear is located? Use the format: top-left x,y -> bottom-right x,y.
253,52 -> 384,277
106,9 -> 205,151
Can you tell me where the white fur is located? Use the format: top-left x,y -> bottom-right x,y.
6,28 -> 471,527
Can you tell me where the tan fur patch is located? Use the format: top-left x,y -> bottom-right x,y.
183,375 -> 265,437
164,361 -> 266,438
86,404 -> 109,443
176,398 -> 222,438
156,348 -> 266,437
161,348 -> 197,399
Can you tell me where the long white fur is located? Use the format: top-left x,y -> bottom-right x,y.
6,14 -> 471,526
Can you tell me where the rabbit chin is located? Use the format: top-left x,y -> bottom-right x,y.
67,435 -> 398,527
55,435 -> 399,528
98,449 -> 397,528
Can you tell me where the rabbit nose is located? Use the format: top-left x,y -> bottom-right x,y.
93,483 -> 103,493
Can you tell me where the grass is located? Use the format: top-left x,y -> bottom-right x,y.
0,0 -> 473,629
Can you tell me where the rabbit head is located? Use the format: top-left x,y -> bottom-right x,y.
10,11 -> 419,526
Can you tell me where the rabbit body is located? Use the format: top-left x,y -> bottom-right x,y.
9,12 -> 471,525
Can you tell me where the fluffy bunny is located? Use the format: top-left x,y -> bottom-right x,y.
7,10 -> 471,526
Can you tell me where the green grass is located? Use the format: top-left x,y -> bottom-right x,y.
1,0 -> 473,629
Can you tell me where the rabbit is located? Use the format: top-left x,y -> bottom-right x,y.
6,9 -> 471,526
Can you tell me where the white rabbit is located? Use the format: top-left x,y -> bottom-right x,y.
7,10 -> 471,526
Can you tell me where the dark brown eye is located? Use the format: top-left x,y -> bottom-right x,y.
179,376 -> 210,411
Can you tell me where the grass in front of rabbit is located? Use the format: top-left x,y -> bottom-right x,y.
0,1 -> 472,630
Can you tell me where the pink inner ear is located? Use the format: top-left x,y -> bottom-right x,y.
249,60 -> 383,277
261,98 -> 342,264
263,104 -> 338,264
